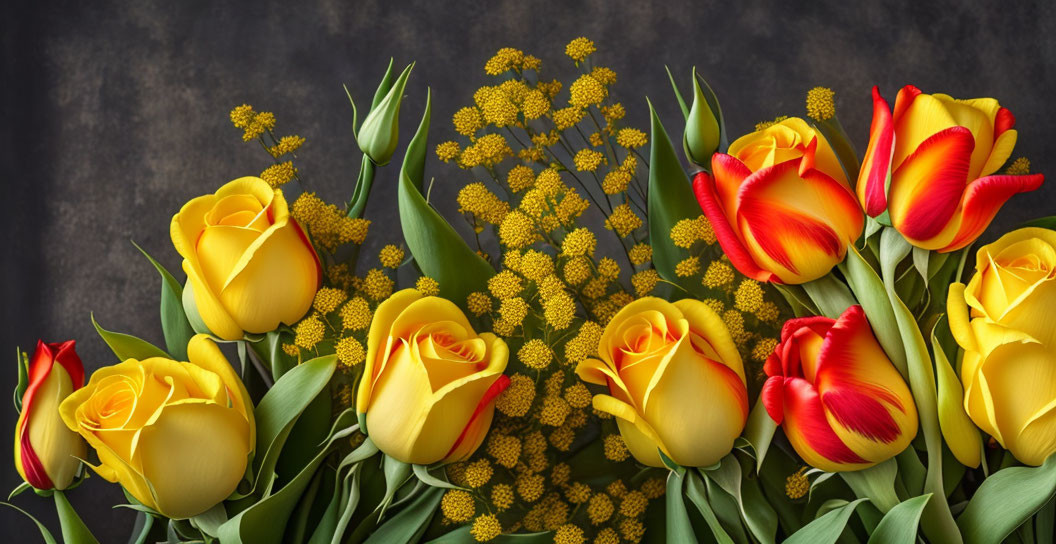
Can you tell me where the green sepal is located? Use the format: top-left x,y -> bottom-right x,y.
13,347 -> 28,412
54,489 -> 100,544
646,98 -> 704,299
685,471 -> 736,544
683,67 -> 722,167
740,400 -> 777,472
703,456 -> 777,544
413,464 -> 465,490
397,89 -> 494,305
361,484 -> 443,544
132,241 -> 195,360
839,457 -> 900,513
91,313 -> 170,361
957,454 -> 1056,544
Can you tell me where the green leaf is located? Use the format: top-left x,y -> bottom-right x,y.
665,470 -> 697,543
362,485 -> 443,544
217,411 -> 359,544
8,482 -> 31,500
54,490 -> 100,544
646,99 -> 703,298
868,494 -> 931,544
397,89 -> 494,305
957,454 -> 1056,544
694,71 -> 730,153
189,503 -> 228,538
872,232 -> 962,543
783,498 -> 866,544
800,273 -> 855,319
379,454 -> 411,514
2,501 -> 58,543
743,400 -> 777,471
1020,216 -> 1056,231
685,472 -> 736,544
664,65 -> 689,118
132,241 -> 194,360
13,347 -> 28,412
1036,496 -> 1054,544
413,464 -> 465,490
683,67 -> 721,167
704,456 -> 777,544
248,355 -> 337,498
91,313 -> 170,361
839,458 -> 900,513
840,245 -> 907,378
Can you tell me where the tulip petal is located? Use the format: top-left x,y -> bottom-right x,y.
187,335 -> 255,445
359,289 -> 424,415
592,394 -> 667,468
780,377 -> 871,472
761,377 -> 784,424
640,337 -> 748,467
137,401 -> 251,519
693,170 -> 773,282
933,95 -> 996,180
857,86 -> 894,216
980,129 -> 1017,178
940,173 -> 1045,252
888,126 -> 974,245
891,90 -> 957,169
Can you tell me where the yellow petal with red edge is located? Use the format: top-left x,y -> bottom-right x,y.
187,335 -> 255,445
358,289 -> 423,414
888,126 -> 974,247
592,394 -> 667,468
857,87 -> 895,216
22,363 -> 86,489
137,401 -> 251,519
933,94 -> 996,180
977,340 -> 1056,466
892,92 -> 958,169
939,173 -> 1045,252
779,377 -> 872,472
217,222 -> 319,334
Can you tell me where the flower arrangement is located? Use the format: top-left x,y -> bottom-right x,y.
7,37 -> 1056,544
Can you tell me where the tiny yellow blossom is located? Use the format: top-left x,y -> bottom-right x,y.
488,270 -> 523,300
458,182 -> 510,225
601,168 -> 632,194
506,165 -> 536,192
755,115 -> 790,132
628,243 -> 652,265
484,47 -> 524,75
561,228 -> 596,257
441,489 -> 475,523
539,395 -> 571,426
517,473 -> 545,502
543,291 -> 576,330
564,321 -> 602,363
1006,156 -> 1031,175
260,161 -> 297,188
464,459 -> 493,488
554,524 -> 586,544
519,249 -> 554,280
471,514 -> 502,542
675,257 -> 701,277
362,268 -> 394,300
756,301 -> 780,323
335,336 -> 365,367
752,337 -> 779,362
518,339 -> 553,369
378,244 -> 405,268
415,276 -> 440,296
565,37 -> 596,63
312,287 -> 347,314
566,482 -> 591,504
587,494 -> 614,525
453,106 -> 484,136
573,149 -> 606,172
294,314 -> 325,350
604,204 -> 642,237
496,373 -> 535,417
786,467 -> 809,499
498,211 -> 537,249
568,75 -> 607,108
616,128 -> 648,149
340,297 -> 372,330
641,477 -> 666,499
491,484 -> 515,511
590,66 -> 617,85
702,261 -> 735,288
521,89 -> 550,120
596,257 -> 620,279
229,104 -> 255,128
552,106 -> 585,130
563,256 -> 592,286
467,291 -> 493,316
620,491 -> 648,518
670,217 -> 702,248
604,434 -> 630,462
436,140 -> 461,162
806,87 -> 836,121
499,297 -> 529,326
631,269 -> 660,296
734,279 -> 765,312
487,434 -> 521,468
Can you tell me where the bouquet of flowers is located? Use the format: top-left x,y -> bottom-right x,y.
8,37 -> 1055,544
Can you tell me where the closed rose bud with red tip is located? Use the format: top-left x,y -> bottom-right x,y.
13,340 -> 87,490
762,306 -> 917,472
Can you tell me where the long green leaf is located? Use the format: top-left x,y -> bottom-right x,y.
249,355 -> 337,497
647,99 -> 703,298
686,471 -> 737,544
839,458 -> 899,513
217,411 -> 358,544
91,313 -> 170,361
362,485 -> 443,544
783,498 -> 866,544
427,527 -> 553,543
666,470 -> 696,542
743,400 -> 777,471
398,89 -> 494,305
704,457 -> 776,544
840,245 -> 907,376
54,490 -> 100,544
2,501 -> 58,544
801,273 -> 855,319
957,454 -> 1056,544
132,242 -> 194,360
868,494 -> 931,544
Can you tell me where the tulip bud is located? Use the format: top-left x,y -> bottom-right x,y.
14,340 -> 87,490
357,63 -> 414,166
684,68 -> 721,167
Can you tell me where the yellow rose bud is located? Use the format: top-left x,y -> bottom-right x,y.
357,289 -> 510,465
59,335 -> 255,519
576,297 -> 749,467
171,177 -> 321,341
948,227 -> 1056,466
14,340 -> 87,490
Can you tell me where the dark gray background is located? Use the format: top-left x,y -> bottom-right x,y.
3,0 -> 1054,540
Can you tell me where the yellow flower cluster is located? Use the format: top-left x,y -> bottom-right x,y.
806,86 -> 836,121
292,192 -> 370,252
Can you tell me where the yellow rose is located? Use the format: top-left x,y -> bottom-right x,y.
357,289 -> 509,465
171,177 -> 320,341
59,335 -> 255,518
576,298 -> 749,467
948,227 -> 1056,465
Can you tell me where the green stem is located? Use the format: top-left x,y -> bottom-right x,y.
348,155 -> 376,218
54,490 -> 100,544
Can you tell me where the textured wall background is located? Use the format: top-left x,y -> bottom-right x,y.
3,0 -> 1055,540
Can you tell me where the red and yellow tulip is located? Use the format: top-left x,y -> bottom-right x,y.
14,340 -> 87,490
857,85 -> 1044,252
693,118 -> 863,284
762,306 -> 917,472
